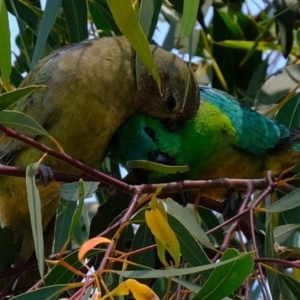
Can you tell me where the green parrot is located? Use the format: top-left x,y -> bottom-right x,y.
0,36 -> 199,264
109,86 -> 300,198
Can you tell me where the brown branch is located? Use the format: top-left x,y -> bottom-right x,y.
0,165 -> 102,183
0,124 -> 131,193
255,258 -> 300,269
1,123 -> 298,197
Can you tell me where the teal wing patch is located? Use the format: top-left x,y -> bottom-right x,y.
200,87 -> 290,155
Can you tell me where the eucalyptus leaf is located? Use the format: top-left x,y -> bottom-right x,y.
26,162 -> 44,279
0,85 -> 46,111
127,160 -> 189,174
166,198 -> 214,249
59,181 -> 99,201
0,1 -> 11,87
265,188 -> 300,212
31,0 -> 62,67
107,0 -> 161,92
255,64 -> 300,107
274,224 -> 300,244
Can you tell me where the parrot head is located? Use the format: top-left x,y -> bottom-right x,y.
108,112 -> 182,172
138,46 -> 199,126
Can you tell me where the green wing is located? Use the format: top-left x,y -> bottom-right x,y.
200,87 -> 290,155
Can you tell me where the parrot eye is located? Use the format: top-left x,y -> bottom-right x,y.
144,127 -> 156,141
166,93 -> 177,110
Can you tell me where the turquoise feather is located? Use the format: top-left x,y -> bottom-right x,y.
200,87 -> 290,155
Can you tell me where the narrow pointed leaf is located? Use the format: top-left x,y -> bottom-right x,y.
113,253 -> 254,279
127,160 -> 189,174
166,198 -> 214,250
180,0 -> 199,38
31,0 -> 62,67
59,181 -> 99,201
10,284 -> 81,299
107,0 -> 161,92
145,208 -> 180,266
0,110 -> 64,152
26,162 -> 44,279
265,188 -> 300,212
78,237 -> 111,263
110,279 -> 159,299
193,249 -> 253,300
274,224 -> 300,244
0,86 -> 46,111
0,1 -> 11,87
62,0 -> 88,43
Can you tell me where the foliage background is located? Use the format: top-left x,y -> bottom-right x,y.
1,0 -> 300,299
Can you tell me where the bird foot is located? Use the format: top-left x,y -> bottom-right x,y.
35,163 -> 54,186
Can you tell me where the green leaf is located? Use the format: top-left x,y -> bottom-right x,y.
147,0 -> 163,40
246,59 -> 269,99
255,64 -> 300,107
54,198 -> 77,253
127,223 -> 155,286
0,1 -> 11,87
127,160 -> 189,174
107,0 -> 161,92
59,181 -> 99,201
88,0 -> 120,34
135,0 -> 162,82
214,40 -> 280,51
274,224 -> 300,244
180,0 -> 199,38
73,202 -> 90,245
280,273 -> 300,298
113,253 -> 253,279
265,218 -> 282,300
31,0 -> 62,67
297,29 -> 300,47
152,277 -> 179,299
5,0 -> 61,61
67,180 -> 86,241
265,188 -> 300,213
55,181 -> 98,250
215,10 -> 244,39
0,85 -> 45,111
11,284 -> 73,299
168,214 -> 212,279
62,0 -> 88,43
0,110 -> 49,135
138,0 -> 155,40
0,109 -> 65,152
26,162 -> 44,279
166,199 -> 214,250
194,249 -> 253,300
275,92 -> 300,128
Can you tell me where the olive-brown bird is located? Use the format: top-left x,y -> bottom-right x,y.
0,36 -> 199,264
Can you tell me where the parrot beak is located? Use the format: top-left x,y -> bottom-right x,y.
162,119 -> 180,131
149,150 -> 176,165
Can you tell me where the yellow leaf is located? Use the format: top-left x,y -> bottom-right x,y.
78,237 -> 111,263
110,279 -> 159,300
145,209 -> 180,266
150,185 -> 166,220
155,237 -> 167,267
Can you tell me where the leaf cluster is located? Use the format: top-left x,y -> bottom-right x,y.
1,0 -> 300,299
